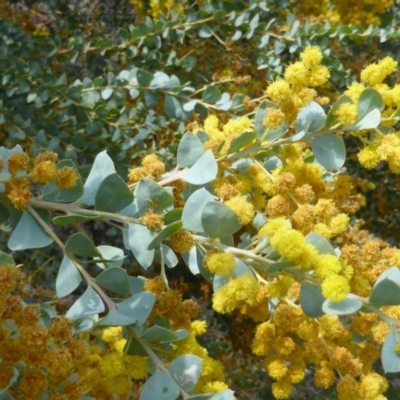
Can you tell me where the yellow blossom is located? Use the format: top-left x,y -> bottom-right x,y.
0,265 -> 20,295
125,354 -> 149,379
141,211 -> 164,230
337,375 -> 359,400
284,62 -> 310,87
271,379 -> 292,399
321,274 -> 350,302
263,108 -> 286,129
5,178 -> 31,209
314,254 -> 342,279
267,359 -> 288,380
32,161 -> 57,183
300,46 -> 323,68
190,320 -> 207,336
314,367 -> 335,389
204,114 -> 224,141
20,369 -> 48,399
308,65 -> 330,87
144,276 -> 166,295
101,327 -> 123,345
334,103 -> 357,125
267,79 -> 291,103
8,152 -> 30,176
361,57 -> 398,86
168,230 -> 195,253
205,253 -> 236,276
212,274 -> 259,314
142,154 -> 165,179
251,321 -> 275,356
225,195 -> 255,225
55,166 -> 78,189
34,150 -> 58,165
357,146 -> 380,169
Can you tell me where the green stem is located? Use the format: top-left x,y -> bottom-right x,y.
27,205 -> 117,312
159,244 -> 169,290
30,198 -> 141,225
193,235 -> 274,265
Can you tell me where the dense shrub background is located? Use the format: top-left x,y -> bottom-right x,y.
2,1 -> 400,399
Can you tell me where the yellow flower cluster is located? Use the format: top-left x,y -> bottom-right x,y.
293,0 -> 393,26
204,252 -> 236,276
100,326 -> 149,393
262,151 -> 356,237
168,229 -> 195,254
130,0 -> 188,19
213,274 -> 257,312
329,56 -> 400,173
0,263 -> 150,399
260,217 -> 351,301
2,265 -> 229,398
128,153 -> 165,182
3,150 -> 78,209
170,321 -> 229,394
143,278 -> 229,393
358,133 -> 400,173
202,114 -> 254,157
332,0 -> 394,26
266,46 -> 330,124
250,293 -> 392,399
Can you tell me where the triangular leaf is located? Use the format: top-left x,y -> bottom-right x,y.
183,150 -> 218,185
79,150 -> 115,205
56,255 -> 82,298
95,173 -> 134,212
8,209 -> 53,250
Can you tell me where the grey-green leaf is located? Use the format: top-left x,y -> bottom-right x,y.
182,188 -> 216,232
127,223 -> 155,269
305,232 -> 336,255
96,267 -> 131,295
201,201 -> 241,238
227,131 -> 257,155
202,86 -> 221,103
147,221 -> 183,250
177,132 -> 205,168
136,178 -> 173,215
100,310 -> 138,326
300,282 -> 325,318
65,233 -> 101,257
117,291 -> 155,326
350,109 -> 381,130
297,101 -> 326,133
140,370 -> 180,400
8,210 -> 53,250
162,244 -> 179,268
66,286 -> 105,319
94,245 -> 125,269
322,296 -> 363,315
56,255 -> 82,298
369,266 -> 400,307
141,326 -> 178,342
79,150 -> 115,205
357,88 -> 384,119
183,150 -> 218,185
209,390 -> 235,400
311,133 -> 346,170
382,329 -> 400,373
168,354 -> 203,391
95,173 -> 134,212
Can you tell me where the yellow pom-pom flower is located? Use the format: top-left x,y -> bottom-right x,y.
321,274 -> 350,302
225,195 -> 255,225
206,253 -> 236,276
